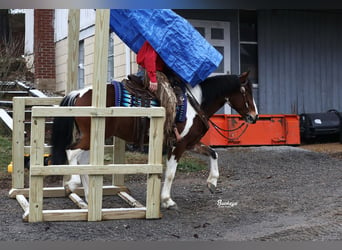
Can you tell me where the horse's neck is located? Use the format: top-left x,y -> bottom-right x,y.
188,84 -> 225,119
203,100 -> 226,118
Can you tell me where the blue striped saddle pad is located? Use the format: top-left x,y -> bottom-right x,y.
112,80 -> 187,123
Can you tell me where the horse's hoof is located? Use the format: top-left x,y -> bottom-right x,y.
207,183 -> 216,194
167,204 -> 179,211
161,199 -> 178,210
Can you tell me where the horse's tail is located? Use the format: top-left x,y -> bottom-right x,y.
51,91 -> 79,165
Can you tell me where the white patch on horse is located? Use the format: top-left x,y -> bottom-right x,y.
78,86 -> 92,98
207,151 -> 219,189
180,85 -> 203,138
65,149 -> 83,192
253,98 -> 258,115
65,149 -> 90,202
78,150 -> 90,202
161,154 -> 178,208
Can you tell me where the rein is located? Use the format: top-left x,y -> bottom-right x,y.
184,83 -> 249,141
208,119 -> 249,141
184,84 -> 210,131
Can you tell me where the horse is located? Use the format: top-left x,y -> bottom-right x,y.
51,71 -> 258,209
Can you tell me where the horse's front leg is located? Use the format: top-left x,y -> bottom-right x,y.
161,151 -> 179,209
193,143 -> 219,193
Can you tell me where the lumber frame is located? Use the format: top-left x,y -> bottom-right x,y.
11,9 -> 165,223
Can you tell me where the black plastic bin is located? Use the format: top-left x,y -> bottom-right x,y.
300,110 -> 342,143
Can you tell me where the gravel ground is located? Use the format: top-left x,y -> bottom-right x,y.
0,144 -> 341,241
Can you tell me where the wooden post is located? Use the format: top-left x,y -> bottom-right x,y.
146,113 -> 165,219
87,9 -> 110,221
64,9 -> 80,187
25,106 -> 164,222
28,117 -> 45,222
66,9 -> 80,94
112,137 -> 125,186
9,97 -> 63,198
11,97 -> 26,189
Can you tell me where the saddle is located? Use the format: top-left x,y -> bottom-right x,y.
122,74 -> 186,151
124,73 -> 185,107
123,74 -> 155,101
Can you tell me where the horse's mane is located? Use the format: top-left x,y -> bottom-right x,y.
199,74 -> 241,108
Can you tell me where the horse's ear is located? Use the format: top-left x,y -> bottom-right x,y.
239,71 -> 250,84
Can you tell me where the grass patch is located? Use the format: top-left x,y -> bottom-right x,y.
178,153 -> 207,172
0,134 -> 12,172
1,134 -> 207,174
107,150 -> 207,173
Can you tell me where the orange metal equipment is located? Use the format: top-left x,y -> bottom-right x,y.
201,114 -> 300,146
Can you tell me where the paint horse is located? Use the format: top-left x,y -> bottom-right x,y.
51,72 -> 258,209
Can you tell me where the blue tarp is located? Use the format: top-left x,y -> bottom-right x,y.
110,9 -> 223,87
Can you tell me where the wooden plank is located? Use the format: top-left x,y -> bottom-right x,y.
12,97 -> 26,189
11,97 -> 62,191
87,175 -> 103,221
28,117 -> 46,222
17,195 -> 30,221
87,9 -> 110,222
31,106 -> 165,118
101,208 -> 146,220
9,185 -> 128,198
0,108 -> 13,130
27,208 -> 147,222
24,145 -> 113,155
68,193 -> 88,209
146,116 -> 165,219
24,97 -> 63,106
146,174 -> 162,219
16,194 -> 29,212
24,145 -> 52,154
42,209 -> 89,221
148,116 -> 165,164
29,176 -> 44,222
66,9 -> 80,94
23,210 -> 29,222
118,192 -> 144,208
112,137 -> 126,186
28,89 -> 49,98
30,164 -> 163,176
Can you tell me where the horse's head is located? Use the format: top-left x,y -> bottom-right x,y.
226,72 -> 258,124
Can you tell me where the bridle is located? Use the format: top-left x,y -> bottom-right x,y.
211,80 -> 252,140
226,79 -> 251,114
184,78 -> 252,141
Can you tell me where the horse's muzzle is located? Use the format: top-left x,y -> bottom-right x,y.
245,114 -> 258,124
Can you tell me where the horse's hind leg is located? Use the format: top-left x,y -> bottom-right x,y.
65,149 -> 83,194
78,150 -> 90,203
193,143 -> 219,193
65,149 -> 90,202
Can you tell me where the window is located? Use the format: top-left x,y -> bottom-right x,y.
189,19 -> 230,76
107,32 -> 114,83
189,19 -> 231,114
239,10 -> 258,84
78,41 -> 85,89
